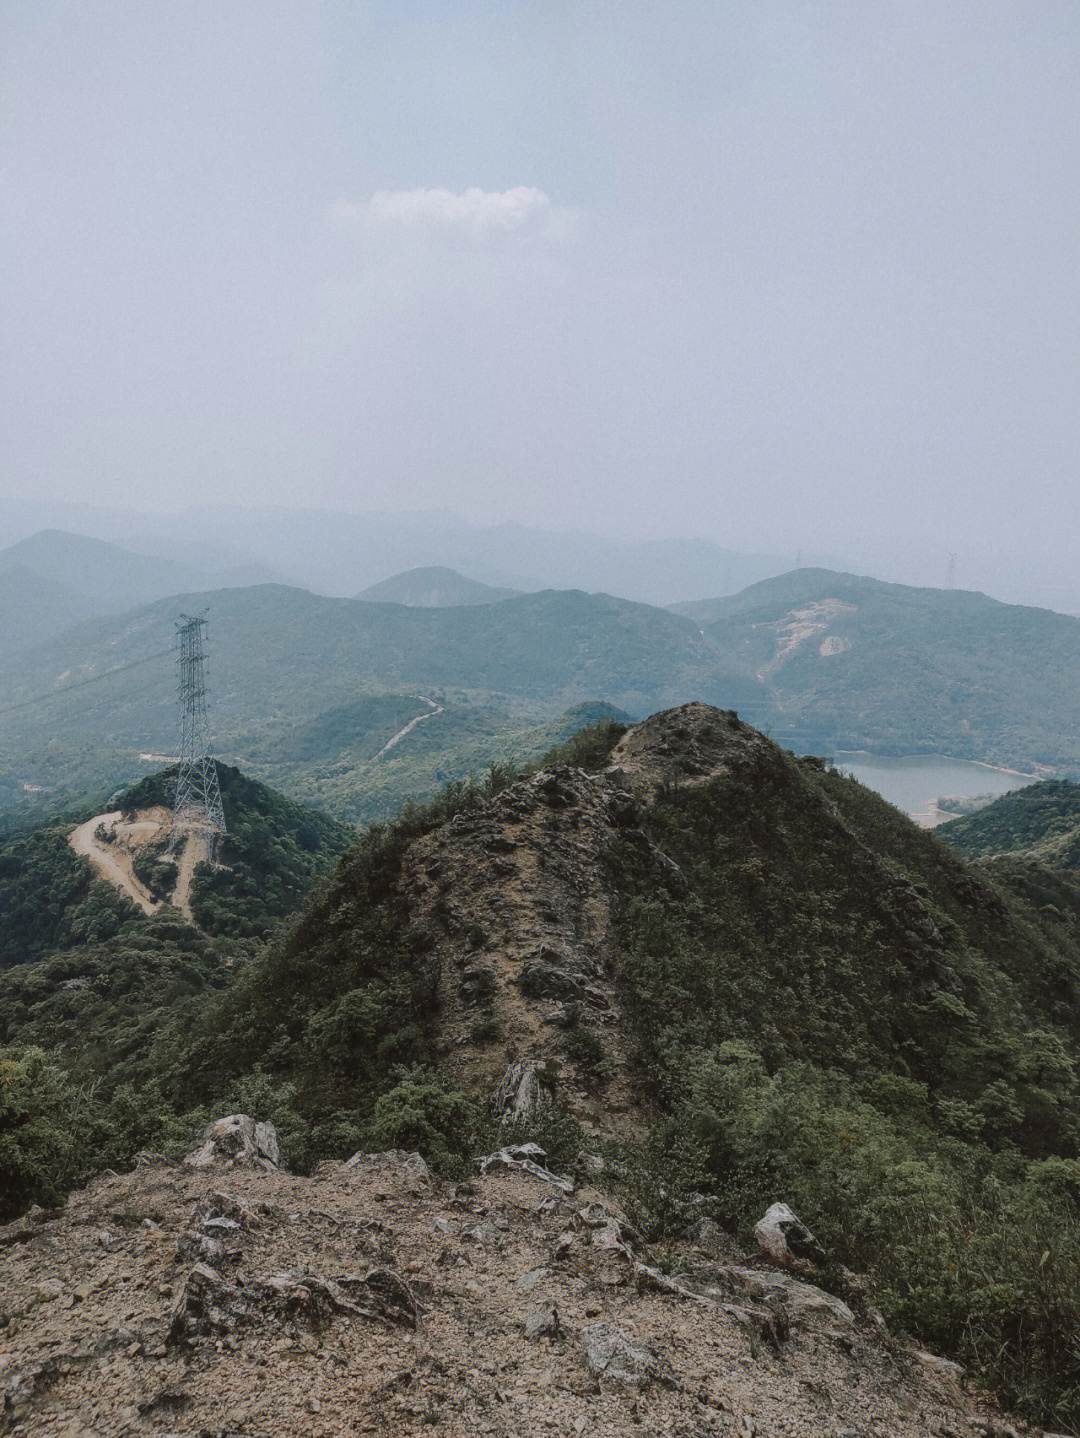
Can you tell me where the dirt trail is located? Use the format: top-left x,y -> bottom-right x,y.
374,695 -> 444,758
69,812 -> 160,917
170,833 -> 201,923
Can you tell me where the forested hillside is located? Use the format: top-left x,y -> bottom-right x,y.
679,568 -> 1080,769
940,779 -> 1080,872
4,707 -> 1079,1426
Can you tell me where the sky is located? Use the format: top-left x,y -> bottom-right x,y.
2,1 -> 1078,599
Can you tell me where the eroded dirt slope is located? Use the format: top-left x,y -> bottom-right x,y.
0,1150 -> 1021,1438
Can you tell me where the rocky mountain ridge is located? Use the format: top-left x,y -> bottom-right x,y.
0,1124 -> 1046,1438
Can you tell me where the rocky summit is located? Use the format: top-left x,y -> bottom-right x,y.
0,1135 -> 1031,1438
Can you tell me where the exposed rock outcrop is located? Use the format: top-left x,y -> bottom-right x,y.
182,1114 -> 280,1171
0,1147 -> 1027,1436
753,1201 -> 827,1274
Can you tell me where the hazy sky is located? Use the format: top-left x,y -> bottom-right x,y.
2,1 -> 1078,587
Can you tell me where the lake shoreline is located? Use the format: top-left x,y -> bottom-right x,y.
831,749 -> 1043,782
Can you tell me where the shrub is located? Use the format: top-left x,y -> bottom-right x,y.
562,1025 -> 611,1079
364,1070 -> 479,1177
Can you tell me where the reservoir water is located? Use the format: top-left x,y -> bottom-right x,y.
832,752 -> 1039,826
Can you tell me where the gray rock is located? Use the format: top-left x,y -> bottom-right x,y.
524,1306 -> 559,1340
515,1266 -> 551,1292
182,1115 -> 280,1171
169,1262 -> 417,1346
753,1202 -> 826,1273
478,1144 -> 574,1193
491,1060 -> 543,1121
343,1150 -> 431,1188
722,1265 -> 854,1327
581,1322 -> 675,1390
686,1216 -> 727,1257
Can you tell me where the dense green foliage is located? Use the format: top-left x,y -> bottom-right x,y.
0,826 -> 137,970
941,779 -> 1080,872
608,736 -> 1080,1428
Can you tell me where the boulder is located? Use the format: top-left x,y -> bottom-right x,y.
753,1202 -> 826,1274
182,1115 -> 280,1171
478,1143 -> 574,1193
491,1060 -> 543,1121
581,1322 -> 675,1390
343,1150 -> 431,1189
524,1306 -> 559,1340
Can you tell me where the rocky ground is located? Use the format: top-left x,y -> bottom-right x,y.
0,1131 -> 1043,1438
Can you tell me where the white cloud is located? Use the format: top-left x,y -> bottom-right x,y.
327,186 -> 573,243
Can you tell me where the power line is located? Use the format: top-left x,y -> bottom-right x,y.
0,648 -> 174,717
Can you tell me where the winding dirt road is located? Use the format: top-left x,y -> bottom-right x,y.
375,696 -> 444,758
69,812 -> 159,916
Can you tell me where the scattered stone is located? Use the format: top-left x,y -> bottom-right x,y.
753,1202 -> 826,1273
515,1266 -> 550,1292
182,1115 -> 280,1171
524,1306 -> 559,1340
581,1322 -> 676,1390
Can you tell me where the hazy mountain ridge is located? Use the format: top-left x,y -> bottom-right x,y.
0,502 -> 795,606
0,529 -> 285,620
357,565 -> 522,606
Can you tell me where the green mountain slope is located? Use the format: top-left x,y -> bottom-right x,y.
5,568 -> 1079,828
938,780 -> 1080,872
356,565 -> 521,606
689,568 -> 1080,769
0,583 -> 757,819
0,764 -> 353,971
6,704 -> 1077,1424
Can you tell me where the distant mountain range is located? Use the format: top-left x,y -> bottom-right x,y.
0,529 -> 283,652
2,563 -> 1078,825
0,503 -> 795,606
356,566 -> 520,607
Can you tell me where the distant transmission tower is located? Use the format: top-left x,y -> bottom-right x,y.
945,552 -> 958,589
171,613 -> 226,857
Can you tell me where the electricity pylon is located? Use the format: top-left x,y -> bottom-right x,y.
172,612 -> 226,857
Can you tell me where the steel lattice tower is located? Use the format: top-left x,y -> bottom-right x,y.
172,613 -> 226,853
